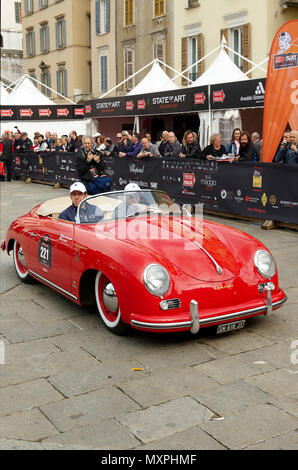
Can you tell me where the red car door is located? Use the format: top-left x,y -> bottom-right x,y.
28,216 -> 75,299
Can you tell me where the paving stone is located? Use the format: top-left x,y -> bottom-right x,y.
27,349 -> 100,377
117,397 -> 213,444
137,425 -> 226,450
200,329 -> 274,355
19,305 -> 83,324
5,338 -> 60,363
269,393 -> 298,418
120,367 -> 218,408
247,340 -> 296,369
193,381 -> 273,416
0,300 -> 40,318
0,359 -> 45,387
0,379 -> 63,417
245,369 -> 298,398
284,286 -> 298,305
0,409 -> 58,441
200,404 -> 297,449
48,359 -> 150,398
193,352 -> 273,384
245,431 -> 298,450
40,387 -> 141,432
0,438 -> 88,450
0,318 -> 81,343
43,419 -> 139,449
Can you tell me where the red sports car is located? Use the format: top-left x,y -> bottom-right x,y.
2,189 -> 287,335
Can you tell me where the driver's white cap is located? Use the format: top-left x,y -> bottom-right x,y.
125,183 -> 141,191
70,182 -> 87,194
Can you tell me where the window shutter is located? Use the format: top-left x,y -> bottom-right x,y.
39,0 -> 42,8
95,0 -> 101,35
181,37 -> 188,86
32,31 -> 35,55
55,22 -> 59,48
46,25 -> 49,52
242,23 -> 251,75
40,27 -> 43,52
220,28 -> 229,44
63,70 -> 67,96
62,20 -> 66,46
105,0 -> 110,33
56,70 -> 60,94
24,0 -> 28,14
197,33 -> 204,76
26,33 -> 30,56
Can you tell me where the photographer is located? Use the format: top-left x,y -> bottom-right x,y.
137,137 -> 160,159
76,136 -> 112,195
274,130 -> 297,164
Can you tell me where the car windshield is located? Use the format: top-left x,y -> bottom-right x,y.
76,190 -> 181,224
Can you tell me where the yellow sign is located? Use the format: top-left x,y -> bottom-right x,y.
262,193 -> 268,207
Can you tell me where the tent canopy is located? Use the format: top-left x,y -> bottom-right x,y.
5,76 -> 55,105
127,61 -> 179,95
189,49 -> 249,87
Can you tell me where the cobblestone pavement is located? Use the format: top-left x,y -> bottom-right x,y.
0,181 -> 297,450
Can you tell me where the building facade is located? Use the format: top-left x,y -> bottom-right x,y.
1,0 -> 24,85
21,0 -> 92,102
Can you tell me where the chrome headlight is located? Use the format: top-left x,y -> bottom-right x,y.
254,250 -> 276,279
143,264 -> 170,297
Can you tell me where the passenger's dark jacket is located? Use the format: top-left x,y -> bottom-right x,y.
19,137 -> 33,152
59,202 -> 104,223
274,145 -> 298,165
0,139 -> 13,161
67,138 -> 81,153
76,148 -> 106,185
181,140 -> 202,159
157,140 -> 168,157
201,144 -> 226,159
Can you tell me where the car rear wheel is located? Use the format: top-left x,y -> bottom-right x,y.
13,240 -> 34,284
95,271 -> 129,335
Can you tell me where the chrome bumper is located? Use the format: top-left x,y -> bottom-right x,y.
131,294 -> 287,333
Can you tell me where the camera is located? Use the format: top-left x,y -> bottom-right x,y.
92,149 -> 101,157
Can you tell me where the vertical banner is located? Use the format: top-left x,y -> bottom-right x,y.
262,20 -> 298,162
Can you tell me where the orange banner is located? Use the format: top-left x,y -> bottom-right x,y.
262,20 -> 298,162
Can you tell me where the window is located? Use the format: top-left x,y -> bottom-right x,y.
26,29 -> 35,57
124,47 -> 134,90
100,54 -> 108,93
187,0 -> 199,7
231,27 -> 242,69
24,0 -> 34,15
188,36 -> 198,81
56,67 -> 67,96
40,23 -> 50,53
95,0 -> 110,35
0,35 -> 3,48
15,2 -> 22,23
153,41 -> 165,66
39,0 -> 48,8
56,17 -> 66,49
124,0 -> 134,27
87,14 -> 91,46
41,69 -> 51,96
88,61 -> 92,94
181,30 -> 203,85
28,70 -> 37,86
154,0 -> 165,18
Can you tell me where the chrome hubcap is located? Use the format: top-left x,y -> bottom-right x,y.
102,283 -> 118,313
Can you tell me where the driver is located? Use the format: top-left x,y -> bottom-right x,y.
113,183 -> 144,219
59,182 -> 104,223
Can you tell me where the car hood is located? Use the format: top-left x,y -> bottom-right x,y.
108,217 -> 240,282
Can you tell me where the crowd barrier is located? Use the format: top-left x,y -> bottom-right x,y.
12,152 -> 298,225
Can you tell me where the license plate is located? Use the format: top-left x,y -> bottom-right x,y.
217,320 -> 246,334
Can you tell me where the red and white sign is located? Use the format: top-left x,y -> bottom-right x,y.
137,99 -> 146,110
75,108 -> 85,116
126,101 -> 134,111
85,104 -> 92,114
57,108 -> 69,117
1,109 -> 14,118
39,108 -> 52,117
194,93 -> 206,105
20,108 -> 33,117
183,173 -> 196,188
213,90 -> 225,103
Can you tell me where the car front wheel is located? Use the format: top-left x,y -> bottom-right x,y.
13,240 -> 34,284
95,271 -> 129,335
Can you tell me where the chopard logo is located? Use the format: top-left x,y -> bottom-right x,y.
129,164 -> 145,174
213,284 -> 233,291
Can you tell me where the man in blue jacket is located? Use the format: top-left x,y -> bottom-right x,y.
274,130 -> 298,165
119,133 -> 142,158
59,182 -> 104,223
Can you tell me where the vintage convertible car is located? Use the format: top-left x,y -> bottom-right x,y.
2,189 -> 286,335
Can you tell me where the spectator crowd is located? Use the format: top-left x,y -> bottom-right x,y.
1,126 -> 297,185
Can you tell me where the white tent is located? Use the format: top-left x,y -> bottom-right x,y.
0,82 -> 10,105
189,49 -> 248,87
127,61 -> 179,95
5,76 -> 55,106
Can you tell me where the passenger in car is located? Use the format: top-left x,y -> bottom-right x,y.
59,182 -> 104,223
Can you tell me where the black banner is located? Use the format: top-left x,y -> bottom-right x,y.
0,105 -> 85,121
84,86 -> 209,118
211,78 -> 266,110
12,153 -> 298,225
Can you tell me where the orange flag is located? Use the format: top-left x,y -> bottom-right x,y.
262,20 -> 298,162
